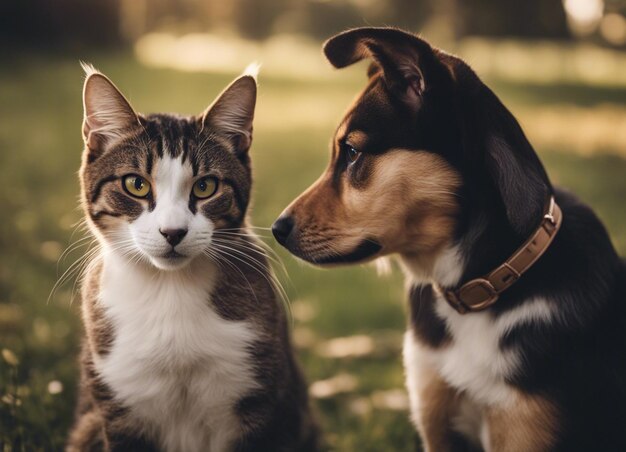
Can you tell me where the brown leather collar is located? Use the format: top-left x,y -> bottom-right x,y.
435,196 -> 562,314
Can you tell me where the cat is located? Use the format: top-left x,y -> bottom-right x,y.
66,63 -> 319,452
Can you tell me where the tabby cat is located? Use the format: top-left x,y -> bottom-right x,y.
67,64 -> 318,452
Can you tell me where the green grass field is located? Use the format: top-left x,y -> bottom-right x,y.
1,50 -> 625,451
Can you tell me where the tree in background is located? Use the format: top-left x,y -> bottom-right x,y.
0,0 -> 122,49
453,0 -> 569,39
6,0 -> 613,51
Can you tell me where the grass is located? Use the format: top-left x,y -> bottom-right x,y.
1,49 -> 625,451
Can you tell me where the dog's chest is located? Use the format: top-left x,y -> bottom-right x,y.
410,295 -> 555,406
95,259 -> 259,452
427,303 -> 519,406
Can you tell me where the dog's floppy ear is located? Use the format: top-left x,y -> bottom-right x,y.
323,27 -> 442,108
469,83 -> 552,237
366,61 -> 381,79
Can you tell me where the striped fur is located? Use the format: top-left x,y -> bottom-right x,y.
68,66 -> 319,451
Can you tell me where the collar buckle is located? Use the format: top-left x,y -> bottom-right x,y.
437,196 -> 562,315
441,279 -> 499,314
457,278 -> 499,312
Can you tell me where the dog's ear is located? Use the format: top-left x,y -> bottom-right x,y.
323,27 -> 444,109
366,62 -> 381,79
469,83 -> 551,237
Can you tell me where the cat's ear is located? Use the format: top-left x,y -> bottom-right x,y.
201,64 -> 258,156
81,62 -> 140,159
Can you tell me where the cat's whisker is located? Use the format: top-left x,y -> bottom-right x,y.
220,227 -> 273,233
211,237 -> 282,267
57,239 -> 140,303
69,250 -> 104,306
213,242 -> 270,274
215,231 -> 273,240
212,232 -> 286,267
211,243 -> 291,314
202,249 -> 260,305
56,219 -> 93,270
211,233 -> 293,290
49,241 -> 102,305
66,217 -> 89,243
57,236 -> 94,269
207,248 -> 264,306
218,226 -> 273,233
211,238 -> 293,298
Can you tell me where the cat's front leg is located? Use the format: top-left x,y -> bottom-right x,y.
235,391 -> 319,452
85,369 -> 156,451
66,410 -> 105,452
102,417 -> 157,452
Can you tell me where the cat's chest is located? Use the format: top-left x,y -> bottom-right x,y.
95,257 -> 259,451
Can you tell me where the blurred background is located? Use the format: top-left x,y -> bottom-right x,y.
1,0 -> 626,450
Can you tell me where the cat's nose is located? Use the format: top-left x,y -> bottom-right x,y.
159,228 -> 188,247
272,215 -> 294,246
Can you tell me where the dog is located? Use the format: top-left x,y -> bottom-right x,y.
272,27 -> 626,451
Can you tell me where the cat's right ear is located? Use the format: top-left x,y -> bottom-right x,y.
81,62 -> 139,160
201,64 -> 258,157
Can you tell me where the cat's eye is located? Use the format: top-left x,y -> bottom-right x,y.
193,177 -> 218,199
122,175 -> 151,198
343,142 -> 361,164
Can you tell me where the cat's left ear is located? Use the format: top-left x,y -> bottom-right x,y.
201,65 -> 258,156
81,62 -> 140,160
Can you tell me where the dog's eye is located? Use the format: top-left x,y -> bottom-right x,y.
343,143 -> 361,164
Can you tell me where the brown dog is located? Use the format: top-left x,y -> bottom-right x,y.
273,28 -> 626,451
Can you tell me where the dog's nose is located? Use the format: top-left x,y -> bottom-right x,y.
159,228 -> 188,247
272,215 -> 294,246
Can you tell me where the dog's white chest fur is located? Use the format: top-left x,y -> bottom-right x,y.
401,249 -> 556,406
404,287 -> 555,446
433,296 -> 553,404
95,255 -> 259,452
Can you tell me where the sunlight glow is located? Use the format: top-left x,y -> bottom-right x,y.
564,0 -> 604,23
47,380 -> 63,395
563,0 -> 604,35
316,335 -> 375,358
135,32 -> 332,80
459,38 -> 626,87
600,13 -> 626,45
371,389 -> 409,411
310,373 -> 358,399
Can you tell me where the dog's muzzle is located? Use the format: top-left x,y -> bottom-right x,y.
272,214 -> 381,265
272,215 -> 294,247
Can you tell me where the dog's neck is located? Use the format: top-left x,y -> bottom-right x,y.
400,203 -> 540,292
459,205 -> 537,284
399,245 -> 466,288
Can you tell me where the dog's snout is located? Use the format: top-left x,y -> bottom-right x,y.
159,228 -> 188,247
272,215 -> 294,246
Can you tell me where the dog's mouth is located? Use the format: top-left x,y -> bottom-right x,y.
272,215 -> 383,265
286,238 -> 382,266
313,239 -> 382,265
